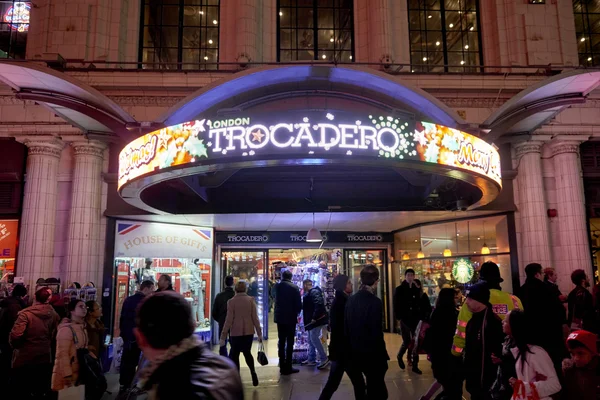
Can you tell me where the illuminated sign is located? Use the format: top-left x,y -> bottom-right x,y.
3,2 -> 30,32
0,220 -> 18,258
452,258 -> 475,284
118,112 -> 501,189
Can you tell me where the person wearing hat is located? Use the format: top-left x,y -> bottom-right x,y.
562,330 -> 599,400
463,282 -> 504,400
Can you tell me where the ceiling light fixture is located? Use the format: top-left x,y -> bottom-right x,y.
402,252 -> 410,260
330,37 -> 334,42
449,23 -> 454,28
417,249 -> 425,259
279,11 -> 283,16
306,213 -> 322,242
322,54 -> 327,59
443,223 -> 451,257
208,39 -> 213,44
469,26 -> 474,31
581,37 -> 586,42
213,19 -> 218,24
481,220 -> 490,254
435,41 -> 440,46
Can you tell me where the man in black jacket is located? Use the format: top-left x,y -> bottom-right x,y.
393,268 -> 422,372
135,291 -> 243,399
156,274 -> 174,292
119,280 -> 155,393
0,284 -> 27,387
211,275 -> 235,357
302,279 -> 329,369
273,270 -> 302,375
346,264 -> 389,399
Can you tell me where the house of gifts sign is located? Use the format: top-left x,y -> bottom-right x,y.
118,111 -> 502,189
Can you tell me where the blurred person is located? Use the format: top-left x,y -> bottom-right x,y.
410,278 -> 432,375
8,286 -> 59,399
568,269 -> 597,333
562,330 -> 599,400
135,291 -> 243,399
119,279 -> 155,393
212,275 -> 235,357
544,268 -> 567,303
0,284 -> 27,386
394,268 -> 421,372
490,310 -> 517,400
52,299 -> 89,400
301,278 -> 329,369
85,301 -> 105,359
219,280 -> 263,387
319,275 -> 366,400
463,283 -> 504,400
345,264 -> 389,400
156,274 -> 173,292
507,309 -> 561,400
273,270 -> 302,375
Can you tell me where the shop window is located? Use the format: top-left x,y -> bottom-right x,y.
0,1 -> 30,59
277,0 -> 354,62
408,0 -> 482,72
573,0 -> 600,66
139,0 -> 219,70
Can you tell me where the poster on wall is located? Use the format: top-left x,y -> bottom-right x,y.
0,220 -> 18,259
114,221 -> 214,259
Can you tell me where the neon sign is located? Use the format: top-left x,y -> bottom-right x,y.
118,112 -> 502,189
3,2 -> 30,32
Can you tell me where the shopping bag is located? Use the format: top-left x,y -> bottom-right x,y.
257,342 -> 269,366
512,380 -> 541,400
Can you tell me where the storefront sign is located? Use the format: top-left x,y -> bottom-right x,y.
452,258 -> 475,284
118,112 -> 502,189
4,2 -> 30,32
115,221 -> 214,259
0,220 -> 18,258
216,231 -> 392,244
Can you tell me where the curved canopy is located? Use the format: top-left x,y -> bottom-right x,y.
0,61 -> 135,134
482,69 -> 600,141
160,65 -> 468,129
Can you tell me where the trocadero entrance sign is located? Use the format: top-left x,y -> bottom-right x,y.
118,111 -> 502,199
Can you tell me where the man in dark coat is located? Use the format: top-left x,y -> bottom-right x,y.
302,279 -> 329,369
517,263 -> 567,372
211,275 -> 235,357
393,268 -> 422,372
156,274 -> 174,292
346,264 -> 390,399
273,270 -> 302,375
119,280 -> 155,393
0,284 -> 27,387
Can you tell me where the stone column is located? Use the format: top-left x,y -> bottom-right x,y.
550,140 -> 592,292
513,141 -> 553,271
65,141 -> 107,286
17,139 -> 64,284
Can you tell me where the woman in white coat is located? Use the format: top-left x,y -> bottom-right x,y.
504,309 -> 561,400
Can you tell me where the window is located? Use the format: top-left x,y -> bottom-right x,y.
573,0 -> 600,66
277,0 -> 354,62
0,1 -> 30,59
408,0 -> 482,72
139,0 -> 219,70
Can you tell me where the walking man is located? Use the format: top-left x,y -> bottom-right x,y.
394,268 -> 422,373
345,264 -> 389,399
211,275 -> 235,357
302,279 -> 329,369
274,270 -> 302,375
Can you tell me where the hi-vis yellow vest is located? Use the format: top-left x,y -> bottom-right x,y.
452,289 -> 523,356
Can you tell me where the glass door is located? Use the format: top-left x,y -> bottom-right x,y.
344,249 -> 389,331
220,250 -> 268,339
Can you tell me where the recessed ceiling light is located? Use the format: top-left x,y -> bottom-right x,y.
208,39 -> 213,44
581,37 -> 586,42
460,60 -> 465,65
322,54 -> 326,59
330,37 -> 334,42
213,20 -> 218,24
449,23 -> 454,28
464,45 -> 469,49
435,41 -> 440,46
422,57 -> 427,61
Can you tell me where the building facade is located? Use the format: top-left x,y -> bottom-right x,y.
0,0 -> 598,306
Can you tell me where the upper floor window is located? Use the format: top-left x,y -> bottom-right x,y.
277,0 -> 354,62
573,0 -> 600,66
139,0 -> 219,70
408,0 -> 482,72
0,1 -> 30,59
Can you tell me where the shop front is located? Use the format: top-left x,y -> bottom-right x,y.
0,219 -> 18,284
112,220 -> 214,342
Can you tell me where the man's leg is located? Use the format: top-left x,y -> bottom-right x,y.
397,321 -> 412,368
318,361 -> 346,400
229,336 -> 242,371
346,361 -> 367,400
306,329 -> 317,363
285,325 -> 296,370
218,323 -> 228,357
277,323 -> 286,370
364,361 -> 388,400
312,328 -> 328,363
119,341 -> 141,388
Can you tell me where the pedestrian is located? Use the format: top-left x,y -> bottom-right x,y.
273,269 -> 302,375
0,284 -> 27,387
156,274 -> 173,292
463,282 -> 504,400
301,278 -> 329,369
506,309 -> 561,400
490,310 -> 517,400
544,267 -> 567,303
135,291 -> 243,399
318,274 -> 366,400
219,280 -> 263,387
517,263 -> 567,372
411,278 -> 432,375
420,288 -> 459,400
562,330 -> 599,400
345,264 -> 389,400
52,299 -> 89,400
85,301 -> 105,359
394,268 -> 422,373
568,269 -> 597,333
119,279 -> 155,394
212,275 -> 235,357
8,286 -> 59,399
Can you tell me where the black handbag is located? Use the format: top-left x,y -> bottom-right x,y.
257,342 -> 269,366
69,326 -> 108,400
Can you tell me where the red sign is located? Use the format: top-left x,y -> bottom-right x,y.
0,220 -> 18,259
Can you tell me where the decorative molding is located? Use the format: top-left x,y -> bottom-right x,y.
23,138 -> 65,158
513,141 -> 544,159
549,142 -> 581,157
108,96 -> 185,108
438,98 -> 508,108
71,141 -> 107,158
0,96 -> 36,106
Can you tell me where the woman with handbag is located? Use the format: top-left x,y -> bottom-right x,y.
506,309 -> 561,400
219,280 -> 263,387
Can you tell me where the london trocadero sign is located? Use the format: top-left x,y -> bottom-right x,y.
118,111 -> 501,191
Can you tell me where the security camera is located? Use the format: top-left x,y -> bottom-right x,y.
456,199 -> 469,211
380,54 -> 393,71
